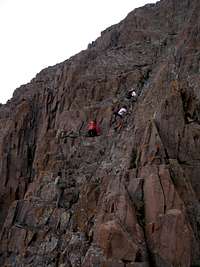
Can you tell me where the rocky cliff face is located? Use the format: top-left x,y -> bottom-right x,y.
1,0 -> 200,266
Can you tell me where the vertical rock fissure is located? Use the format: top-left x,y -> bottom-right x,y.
177,124 -> 186,163
140,178 -> 156,267
157,166 -> 167,214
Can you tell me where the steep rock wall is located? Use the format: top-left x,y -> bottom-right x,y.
0,0 -> 200,266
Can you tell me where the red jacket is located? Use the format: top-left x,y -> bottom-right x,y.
88,121 -> 100,135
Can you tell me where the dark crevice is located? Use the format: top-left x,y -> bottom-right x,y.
15,187 -> 20,200
138,69 -> 152,93
121,259 -> 132,267
135,250 -> 143,262
181,88 -> 200,124
27,232 -> 37,246
11,202 -> 20,225
27,144 -> 36,179
138,178 -> 156,267
111,203 -> 115,213
129,148 -> 138,169
4,153 -> 11,186
157,166 -> 167,214
153,120 -> 170,164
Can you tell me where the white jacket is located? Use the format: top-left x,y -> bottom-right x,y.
118,108 -> 127,116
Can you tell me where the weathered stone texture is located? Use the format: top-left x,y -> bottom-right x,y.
1,0 -> 200,266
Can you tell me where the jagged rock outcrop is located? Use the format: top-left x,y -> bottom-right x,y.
1,0 -> 200,266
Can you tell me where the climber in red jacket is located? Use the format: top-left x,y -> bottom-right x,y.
87,120 -> 100,137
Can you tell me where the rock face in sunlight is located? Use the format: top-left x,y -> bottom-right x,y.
1,0 -> 200,266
